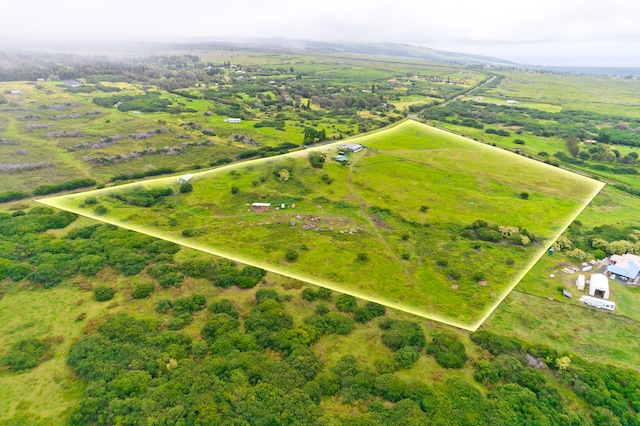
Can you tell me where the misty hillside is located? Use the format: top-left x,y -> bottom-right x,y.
175,38 -> 518,67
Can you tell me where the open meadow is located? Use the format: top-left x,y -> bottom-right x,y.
39,120 -> 603,329
4,47 -> 640,425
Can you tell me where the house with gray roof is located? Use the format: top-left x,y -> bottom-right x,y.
607,253 -> 640,283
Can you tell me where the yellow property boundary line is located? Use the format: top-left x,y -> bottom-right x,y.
36,120 -> 605,331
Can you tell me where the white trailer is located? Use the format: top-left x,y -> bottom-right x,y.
579,295 -> 615,311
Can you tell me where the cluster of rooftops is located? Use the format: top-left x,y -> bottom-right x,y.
606,253 -> 640,283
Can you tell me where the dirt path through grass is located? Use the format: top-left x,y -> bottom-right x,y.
346,149 -> 418,288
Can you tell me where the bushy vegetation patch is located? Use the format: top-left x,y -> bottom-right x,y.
32,178 -> 96,196
426,332 -> 468,368
94,286 -> 115,301
1,338 -> 53,372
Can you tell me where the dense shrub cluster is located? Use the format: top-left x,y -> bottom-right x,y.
111,167 -> 176,182
94,286 -> 115,301
426,332 -> 468,368
308,151 -> 325,168
1,338 -> 53,372
109,186 -> 173,207
0,190 -> 30,203
93,92 -> 172,112
471,330 -> 640,424
32,178 -> 97,196
235,142 -> 300,160
379,319 -> 426,351
462,219 -> 535,246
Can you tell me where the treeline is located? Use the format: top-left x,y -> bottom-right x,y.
0,190 -> 30,203
471,331 -> 640,425
561,219 -> 640,259
63,285 -> 639,424
2,207 -> 638,423
423,100 -> 640,143
0,209 -> 268,296
32,178 -> 97,196
111,167 -> 176,182
236,142 -> 300,160
0,178 -> 97,204
109,186 -> 173,207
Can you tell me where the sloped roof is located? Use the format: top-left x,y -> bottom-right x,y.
607,261 -> 640,279
343,143 -> 363,151
607,254 -> 640,279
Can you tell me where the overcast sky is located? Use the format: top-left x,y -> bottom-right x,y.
3,0 -> 640,67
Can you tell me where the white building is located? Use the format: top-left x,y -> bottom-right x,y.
224,118 -> 241,124
251,202 -> 271,212
588,273 -> 610,299
576,274 -> 585,291
607,253 -> 640,282
177,174 -> 194,184
341,143 -> 363,153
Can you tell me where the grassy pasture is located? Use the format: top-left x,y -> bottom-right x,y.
507,184 -> 640,320
462,96 -> 562,113
0,285 -> 110,421
39,121 -> 602,329
486,72 -> 640,119
483,290 -> 640,367
481,184 -> 640,369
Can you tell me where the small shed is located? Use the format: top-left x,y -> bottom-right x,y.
576,274 -> 585,291
333,155 -> 349,163
10,90 -> 22,95
177,174 -> 194,184
224,118 -> 241,124
252,202 -> 271,212
588,273 -> 610,299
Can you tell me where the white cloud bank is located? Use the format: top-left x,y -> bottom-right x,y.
3,0 -> 640,66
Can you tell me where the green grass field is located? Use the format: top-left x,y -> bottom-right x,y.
477,183 -> 640,369
38,120 -> 603,329
486,72 -> 640,119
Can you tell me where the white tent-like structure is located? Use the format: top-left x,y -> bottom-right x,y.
588,273 -> 610,300
177,174 -> 194,184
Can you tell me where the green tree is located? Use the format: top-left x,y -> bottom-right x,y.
394,346 -> 420,369
426,332 -> 468,368
179,182 -> 193,193
1,338 -> 52,372
335,294 -> 357,312
131,283 -> 155,299
94,286 -> 116,301
380,319 -> 426,351
30,263 -> 62,288
285,249 -> 299,262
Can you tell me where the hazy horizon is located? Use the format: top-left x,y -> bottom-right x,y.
2,0 -> 640,67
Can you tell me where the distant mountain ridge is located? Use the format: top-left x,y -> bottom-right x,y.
174,38 -> 518,67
